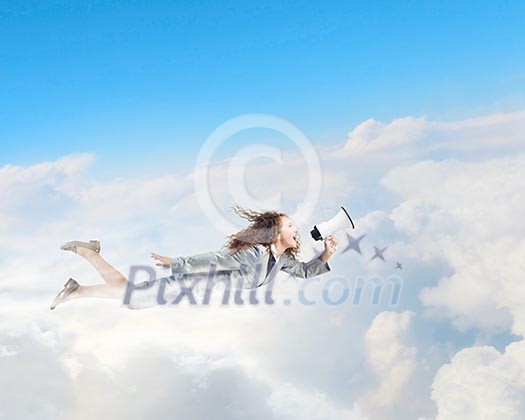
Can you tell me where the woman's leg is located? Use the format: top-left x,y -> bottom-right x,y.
57,247 -> 128,303
66,283 -> 124,301
75,247 -> 127,288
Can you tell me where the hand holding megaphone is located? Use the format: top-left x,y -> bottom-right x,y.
311,207 -> 355,241
324,235 -> 339,257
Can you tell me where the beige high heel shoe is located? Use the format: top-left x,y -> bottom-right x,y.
60,239 -> 101,254
50,277 -> 80,310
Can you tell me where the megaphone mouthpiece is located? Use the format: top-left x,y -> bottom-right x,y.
310,206 -> 355,241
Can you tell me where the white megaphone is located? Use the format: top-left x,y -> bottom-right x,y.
310,207 -> 355,241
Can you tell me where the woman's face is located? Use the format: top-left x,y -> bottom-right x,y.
278,216 -> 299,249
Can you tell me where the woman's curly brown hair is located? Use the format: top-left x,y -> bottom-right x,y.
225,205 -> 300,260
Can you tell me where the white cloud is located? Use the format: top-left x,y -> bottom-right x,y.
0,316 -> 367,420
358,311 -> 419,417
432,341 -> 525,420
0,324 -> 74,420
342,109 -> 525,157
377,151 -> 525,418
382,155 -> 525,335
343,117 -> 428,156
268,382 -> 364,420
3,108 -> 525,419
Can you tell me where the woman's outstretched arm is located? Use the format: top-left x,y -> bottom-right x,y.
151,244 -> 265,275
279,235 -> 339,279
280,254 -> 331,279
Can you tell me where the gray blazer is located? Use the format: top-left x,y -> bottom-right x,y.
170,243 -> 331,288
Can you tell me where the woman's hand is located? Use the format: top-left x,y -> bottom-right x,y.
150,252 -> 172,268
321,235 -> 339,262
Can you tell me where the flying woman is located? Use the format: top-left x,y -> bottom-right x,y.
50,206 -> 339,310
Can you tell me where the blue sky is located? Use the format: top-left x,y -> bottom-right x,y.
1,0 -> 524,176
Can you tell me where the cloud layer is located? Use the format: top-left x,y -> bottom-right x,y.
2,109 -> 525,419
